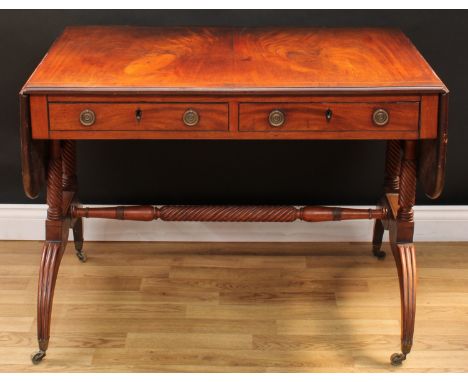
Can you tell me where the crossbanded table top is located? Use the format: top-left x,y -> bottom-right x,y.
22,26 -> 447,94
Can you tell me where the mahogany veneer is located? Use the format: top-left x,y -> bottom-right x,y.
49,102 -> 229,132
24,26 -> 444,91
19,26 -> 449,366
238,101 -> 420,133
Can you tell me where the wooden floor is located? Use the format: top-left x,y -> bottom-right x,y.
0,241 -> 467,372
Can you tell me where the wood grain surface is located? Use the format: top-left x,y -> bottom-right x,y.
19,94 -> 47,197
1,241 -> 467,372
21,26 -> 446,93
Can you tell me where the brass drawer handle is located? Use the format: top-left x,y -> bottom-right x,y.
269,109 -> 285,127
183,109 -> 199,126
79,109 -> 96,127
373,108 -> 390,126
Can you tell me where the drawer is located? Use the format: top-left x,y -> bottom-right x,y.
48,102 -> 229,131
239,102 -> 419,133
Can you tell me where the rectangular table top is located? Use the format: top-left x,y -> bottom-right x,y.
21,26 -> 447,94
19,26 -> 449,201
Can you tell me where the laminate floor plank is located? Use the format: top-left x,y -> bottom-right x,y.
0,241 -> 466,372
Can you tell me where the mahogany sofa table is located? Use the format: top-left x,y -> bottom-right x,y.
20,26 -> 449,366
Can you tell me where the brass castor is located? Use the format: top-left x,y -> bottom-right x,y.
372,246 -> 386,259
390,352 -> 406,366
31,350 -> 46,364
76,250 -> 87,263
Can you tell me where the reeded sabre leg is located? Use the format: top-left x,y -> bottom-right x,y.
372,140 -> 402,258
32,141 -> 68,364
390,242 -> 416,366
72,217 -> 86,262
372,219 -> 386,259
33,241 -> 66,363
389,140 -> 417,366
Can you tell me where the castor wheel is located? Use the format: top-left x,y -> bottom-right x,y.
372,246 -> 386,259
76,250 -> 87,263
31,350 -> 46,364
390,352 -> 406,366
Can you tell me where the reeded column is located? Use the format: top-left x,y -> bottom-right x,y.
384,140 -> 402,193
61,140 -> 86,262
62,140 -> 77,192
46,141 -> 63,221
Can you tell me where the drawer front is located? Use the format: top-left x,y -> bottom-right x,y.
49,102 -> 229,131
239,102 -> 419,132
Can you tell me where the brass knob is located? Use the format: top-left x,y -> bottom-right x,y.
79,109 -> 95,127
269,110 -> 285,127
183,109 -> 199,126
373,108 -> 389,126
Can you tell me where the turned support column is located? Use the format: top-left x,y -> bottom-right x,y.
62,140 -> 77,192
46,141 -> 63,221
384,140 -> 402,193
396,140 -> 417,226
62,140 -> 86,262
